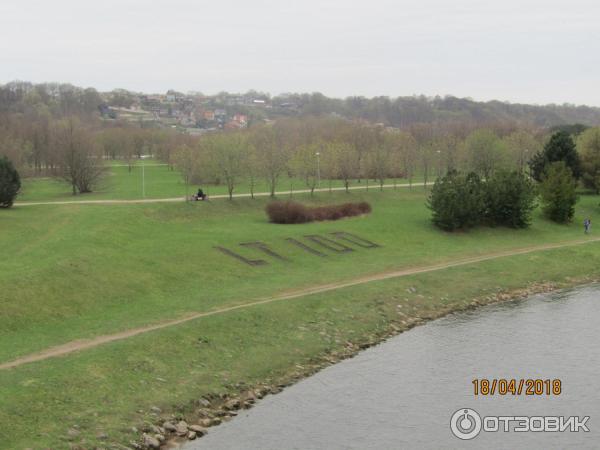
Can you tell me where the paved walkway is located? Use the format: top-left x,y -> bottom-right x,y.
14,182 -> 430,206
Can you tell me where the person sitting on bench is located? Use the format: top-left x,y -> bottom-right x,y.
194,188 -> 207,201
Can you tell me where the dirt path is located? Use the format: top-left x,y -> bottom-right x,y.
14,182 -> 431,206
1,237 -> 599,371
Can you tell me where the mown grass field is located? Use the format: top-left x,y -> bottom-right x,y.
1,187 -> 600,448
17,162 -> 427,202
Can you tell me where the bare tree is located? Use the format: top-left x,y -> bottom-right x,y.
348,123 -> 377,183
290,141 -> 321,196
465,129 -> 505,178
397,132 -> 417,188
330,140 -> 359,193
320,142 -> 339,193
206,132 -> 247,200
251,125 -> 289,197
173,144 -> 197,200
99,127 -> 137,172
52,118 -> 105,194
365,141 -> 391,191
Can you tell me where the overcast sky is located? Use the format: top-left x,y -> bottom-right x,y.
1,0 -> 599,105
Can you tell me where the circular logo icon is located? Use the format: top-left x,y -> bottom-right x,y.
450,408 -> 482,440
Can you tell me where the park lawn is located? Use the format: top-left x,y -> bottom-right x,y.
1,189 -> 600,447
1,190 -> 600,364
17,162 -> 427,202
1,243 -> 600,448
0,189 -> 598,362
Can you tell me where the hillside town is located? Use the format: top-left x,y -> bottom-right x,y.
98,90 -> 298,134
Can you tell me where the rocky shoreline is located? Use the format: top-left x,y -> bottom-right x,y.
128,277 -> 596,450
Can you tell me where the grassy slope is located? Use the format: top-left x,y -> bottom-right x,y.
1,190 -> 600,448
2,190 -> 599,362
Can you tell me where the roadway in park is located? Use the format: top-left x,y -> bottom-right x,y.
14,182 -> 433,207
1,236 -> 599,371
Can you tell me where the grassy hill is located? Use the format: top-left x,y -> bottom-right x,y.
1,189 -> 600,448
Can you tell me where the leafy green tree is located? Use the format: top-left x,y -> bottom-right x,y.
428,171 -> 485,231
465,129 -> 505,178
539,162 -> 578,223
578,127 -> 600,193
484,170 -> 537,228
0,156 -> 21,208
502,130 -> 541,173
529,131 -> 581,182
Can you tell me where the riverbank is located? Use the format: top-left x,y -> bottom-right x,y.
156,274 -> 599,449
181,283 -> 600,450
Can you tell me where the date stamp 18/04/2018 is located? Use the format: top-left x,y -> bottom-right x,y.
472,378 -> 562,396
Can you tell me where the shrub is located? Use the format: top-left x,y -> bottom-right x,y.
484,170 -> 537,228
427,171 -> 485,231
266,201 -> 372,224
0,156 -> 21,208
539,161 -> 578,223
265,201 -> 311,224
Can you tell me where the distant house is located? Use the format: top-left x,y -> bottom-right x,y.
232,113 -> 247,125
214,109 -> 227,117
253,99 -> 266,105
224,114 -> 248,129
203,110 -> 215,121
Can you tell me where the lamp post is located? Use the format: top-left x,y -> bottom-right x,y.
142,156 -> 145,198
316,152 -> 321,189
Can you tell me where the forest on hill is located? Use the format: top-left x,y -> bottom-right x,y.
2,81 -> 600,128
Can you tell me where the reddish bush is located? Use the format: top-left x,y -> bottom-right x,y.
266,201 -> 372,224
265,201 -> 312,224
357,202 -> 372,214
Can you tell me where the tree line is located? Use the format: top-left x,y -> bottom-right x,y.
428,127 -> 600,229
0,112 -> 187,195
172,117 -> 549,199
269,93 -> 600,128
4,80 -> 600,130
1,103 -> 600,209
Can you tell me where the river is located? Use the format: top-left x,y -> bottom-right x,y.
185,285 -> 600,449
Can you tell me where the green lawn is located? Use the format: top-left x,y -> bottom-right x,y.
1,189 -> 599,448
17,162 -> 428,202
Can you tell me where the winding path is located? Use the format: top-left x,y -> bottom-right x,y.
1,236 -> 599,371
14,182 -> 431,206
